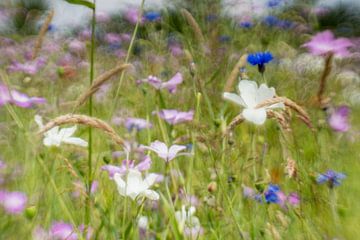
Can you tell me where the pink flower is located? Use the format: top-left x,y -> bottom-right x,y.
143,140 -> 188,162
328,105 -> 350,132
154,109 -> 194,125
125,8 -> 142,25
96,11 -> 110,23
0,84 -> 46,108
68,39 -> 86,55
139,72 -> 183,93
104,33 -> 122,45
7,57 -> 47,75
302,30 -> 353,57
0,190 -> 27,214
50,221 -> 78,240
124,117 -> 152,131
102,156 -> 152,179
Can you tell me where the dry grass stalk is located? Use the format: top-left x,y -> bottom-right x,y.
32,10 -> 55,60
61,157 -> 79,178
317,53 -> 333,107
75,64 -> 131,107
38,114 -> 124,146
224,54 -> 248,92
181,9 -> 205,44
267,110 -> 291,132
225,114 -> 245,134
285,157 -> 297,178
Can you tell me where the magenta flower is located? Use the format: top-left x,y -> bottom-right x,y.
124,117 -> 152,131
302,30 -> 353,57
102,156 -> 152,179
0,84 -> 46,108
125,8 -> 142,25
328,106 -> 350,132
104,33 -> 122,45
143,140 -> 188,162
139,72 -> 183,93
50,221 -> 78,240
0,190 -> 27,214
7,57 -> 47,75
155,109 -> 194,125
96,11 -> 110,23
68,39 -> 86,55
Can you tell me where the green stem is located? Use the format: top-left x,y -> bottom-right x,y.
85,1 -> 96,233
111,0 -> 145,118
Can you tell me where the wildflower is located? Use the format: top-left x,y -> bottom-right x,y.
125,8 -> 142,25
144,11 -> 161,22
95,11 -> 110,23
223,80 -> 284,125
113,169 -> 159,201
143,140 -> 187,162
0,190 -> 27,214
50,221 -> 78,240
247,52 -> 273,73
302,30 -> 353,57
155,109 -> 194,125
264,184 -> 281,203
328,106 -> 350,132
139,72 -> 183,93
102,156 -> 152,179
35,115 -> 88,147
124,117 -> 152,132
317,170 -> 346,188
175,205 -> 203,238
267,0 -> 282,8
138,216 -> 148,238
239,21 -> 253,29
0,84 -> 46,108
7,57 -> 47,75
68,39 -> 86,55
104,33 -> 121,45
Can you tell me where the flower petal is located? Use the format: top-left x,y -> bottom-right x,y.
242,108 -> 267,125
168,145 -> 187,161
63,137 -> 88,147
238,80 -> 258,108
256,84 -> 276,104
141,190 -> 159,200
223,92 -> 246,107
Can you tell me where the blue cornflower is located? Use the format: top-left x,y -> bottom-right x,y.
239,21 -> 253,29
317,170 -> 346,188
144,11 -> 161,22
219,35 -> 231,43
264,184 -> 280,203
247,52 -> 273,73
263,15 -> 279,27
267,0 -> 282,8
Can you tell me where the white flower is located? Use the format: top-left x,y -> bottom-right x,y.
138,216 -> 148,230
35,115 -> 88,147
223,80 -> 285,125
175,205 -> 203,237
113,169 -> 159,201
143,140 -> 187,162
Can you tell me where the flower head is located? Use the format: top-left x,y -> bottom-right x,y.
139,72 -> 183,93
175,205 -> 203,239
317,170 -> 346,188
144,11 -> 161,22
143,140 -> 187,162
302,30 -> 353,57
328,106 -> 350,132
50,221 -> 78,240
113,169 -> 159,201
7,57 -> 47,75
223,80 -> 284,125
102,156 -> 152,179
35,115 -> 88,147
247,52 -> 273,73
0,84 -> 45,108
155,109 -> 194,125
124,117 -> 152,132
0,190 -> 27,214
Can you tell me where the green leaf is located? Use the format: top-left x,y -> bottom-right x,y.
64,0 -> 95,9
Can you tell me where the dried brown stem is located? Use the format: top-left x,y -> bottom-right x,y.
317,53 -> 333,106
32,10 -> 54,60
181,9 -> 205,44
38,114 -> 124,146
75,64 -> 131,107
224,54 -> 248,92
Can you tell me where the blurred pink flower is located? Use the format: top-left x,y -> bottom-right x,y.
0,84 -> 46,108
96,11 -> 110,23
302,30 -> 353,57
102,156 -> 152,179
0,190 -> 27,214
154,109 -> 194,125
328,105 -> 350,132
125,8 -> 142,25
138,72 -> 183,93
104,33 -> 122,45
50,221 -> 78,240
124,117 -> 152,131
7,57 -> 47,75
68,39 -> 86,55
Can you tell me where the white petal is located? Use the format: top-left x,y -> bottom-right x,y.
144,173 -> 159,187
223,92 -> 246,107
168,145 -> 187,161
238,80 -> 258,108
256,84 -> 276,104
114,173 -> 126,196
141,190 -> 159,200
58,126 -> 77,138
242,108 -> 267,125
43,136 -> 60,147
63,137 -> 88,147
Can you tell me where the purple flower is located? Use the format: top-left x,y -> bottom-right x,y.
104,33 -> 122,45
101,156 -> 152,178
68,39 -> 86,55
96,11 -> 110,23
328,106 -> 350,132
139,72 -> 183,93
287,193 -> 300,206
143,140 -> 187,162
0,84 -> 46,108
50,221 -> 78,240
7,57 -> 47,75
302,30 -> 353,57
317,170 -> 346,188
0,191 -> 27,214
264,184 -> 280,203
155,109 -> 194,125
125,8 -> 142,25
267,0 -> 282,8
124,117 -> 152,132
